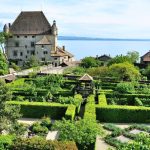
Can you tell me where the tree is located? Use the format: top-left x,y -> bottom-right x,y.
87,66 -> 109,78
0,50 -> 8,75
108,55 -> 132,66
142,65 -> 150,79
25,56 -> 39,68
80,57 -> 100,68
127,51 -> 139,63
0,79 -> 21,133
109,62 -> 141,81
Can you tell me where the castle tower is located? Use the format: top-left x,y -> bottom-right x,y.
51,20 -> 58,51
3,24 -> 10,33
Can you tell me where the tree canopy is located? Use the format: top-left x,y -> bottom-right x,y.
0,79 -> 21,133
0,50 -> 8,75
109,62 -> 141,81
80,57 -> 100,68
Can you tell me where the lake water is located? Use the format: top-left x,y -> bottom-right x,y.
58,40 -> 150,60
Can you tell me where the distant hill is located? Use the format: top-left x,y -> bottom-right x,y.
58,36 -> 150,41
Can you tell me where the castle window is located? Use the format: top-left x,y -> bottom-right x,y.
42,45 -> 44,48
17,35 -> 20,38
27,50 -> 29,54
54,58 -> 57,60
31,51 -> 35,55
25,45 -> 27,48
26,56 -> 28,58
20,52 -> 23,56
31,42 -> 35,47
42,58 -> 45,61
13,50 -> 17,56
32,36 -> 35,38
43,51 -> 48,54
15,42 -> 19,47
24,36 -> 27,38
9,36 -> 13,38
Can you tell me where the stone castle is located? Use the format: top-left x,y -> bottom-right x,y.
3,11 -> 74,66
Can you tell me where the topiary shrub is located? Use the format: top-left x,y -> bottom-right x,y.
116,82 -> 135,94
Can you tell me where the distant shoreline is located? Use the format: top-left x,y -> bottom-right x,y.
58,36 -> 150,41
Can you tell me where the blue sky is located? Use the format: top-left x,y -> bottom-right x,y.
1,0 -> 150,38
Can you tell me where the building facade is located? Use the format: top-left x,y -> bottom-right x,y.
141,51 -> 150,65
3,11 -> 74,66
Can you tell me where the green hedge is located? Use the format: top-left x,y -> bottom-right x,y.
74,94 -> 82,114
7,101 -> 67,119
65,105 -> 76,121
84,95 -> 96,121
96,105 -> 150,123
98,93 -> 107,106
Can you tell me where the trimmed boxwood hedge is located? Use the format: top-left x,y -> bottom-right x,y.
7,101 -> 68,119
65,105 -> 76,121
98,93 -> 107,106
96,105 -> 150,123
84,95 -> 96,121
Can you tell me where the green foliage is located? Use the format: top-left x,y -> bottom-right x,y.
0,79 -> 21,133
80,57 -> 100,68
11,137 -> 78,150
64,66 -> 86,75
134,97 -> 143,106
7,101 -> 67,119
0,135 -> 15,150
32,122 -> 49,136
116,82 -> 135,94
108,55 -> 132,66
0,50 -> 8,75
98,93 -> 107,105
87,66 -> 109,78
10,62 -> 20,71
65,105 -> 76,121
143,65 -> 150,79
118,133 -> 150,150
40,117 -> 51,128
84,95 -> 96,121
52,119 -> 104,148
96,105 -> 150,123
126,51 -> 139,63
25,55 -> 39,68
109,62 -> 141,81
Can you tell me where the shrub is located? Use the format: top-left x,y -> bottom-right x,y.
7,101 -> 67,119
0,135 -> 15,150
65,105 -> 76,121
52,119 -> 104,149
116,82 -> 135,94
40,117 -> 51,128
84,95 -> 96,121
32,122 -> 49,135
98,93 -> 107,105
11,137 -> 78,150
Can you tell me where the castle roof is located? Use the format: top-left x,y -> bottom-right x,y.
51,46 -> 74,58
9,11 -> 51,35
36,36 -> 51,45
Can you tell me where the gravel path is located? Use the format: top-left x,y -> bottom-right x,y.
95,136 -> 115,150
18,118 -> 39,125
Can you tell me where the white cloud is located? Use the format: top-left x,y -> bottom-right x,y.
1,0 -> 150,38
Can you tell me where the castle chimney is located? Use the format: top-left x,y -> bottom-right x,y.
63,46 -> 65,51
